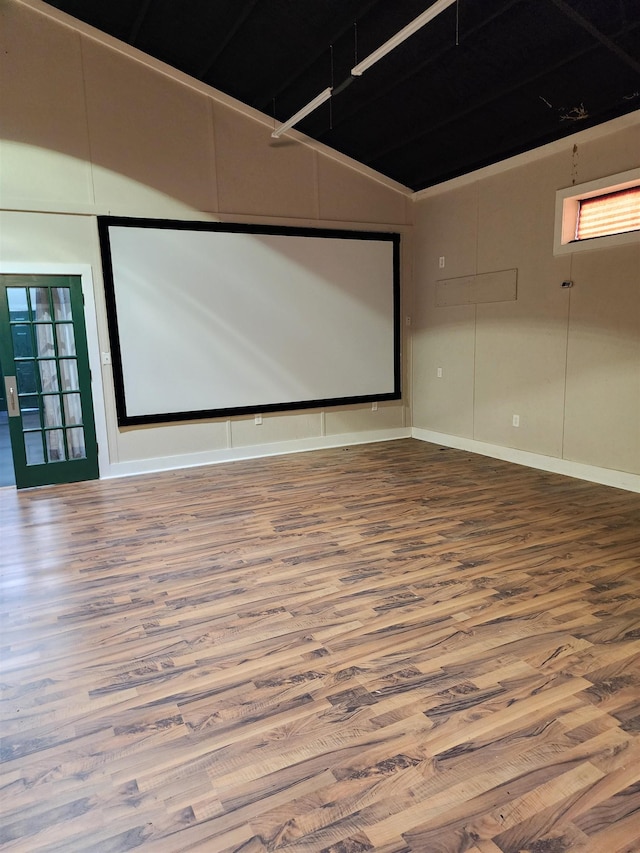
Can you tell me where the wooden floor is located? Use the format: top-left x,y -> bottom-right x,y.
2,439 -> 640,853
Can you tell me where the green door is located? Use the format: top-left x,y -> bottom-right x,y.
0,274 -> 99,489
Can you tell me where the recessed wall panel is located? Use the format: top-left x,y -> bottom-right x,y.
83,40 -> 216,213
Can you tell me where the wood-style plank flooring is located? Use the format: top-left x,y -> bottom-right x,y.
1,438 -> 640,852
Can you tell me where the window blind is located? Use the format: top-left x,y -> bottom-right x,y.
576,186 -> 640,240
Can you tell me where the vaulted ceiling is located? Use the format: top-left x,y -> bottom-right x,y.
43,0 -> 640,192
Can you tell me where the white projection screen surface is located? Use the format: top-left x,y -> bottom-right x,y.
99,218 -> 400,425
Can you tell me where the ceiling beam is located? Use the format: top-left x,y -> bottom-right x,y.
314,0 -> 522,139
359,19 -> 639,171
271,0 -> 457,138
256,0 -> 385,114
549,0 -> 640,75
129,0 -> 153,45
384,26 -> 640,190
197,0 -> 261,81
350,0 -> 456,77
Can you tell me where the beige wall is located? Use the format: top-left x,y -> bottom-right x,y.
412,119 -> 640,479
2,0 -> 638,486
0,0 -> 412,475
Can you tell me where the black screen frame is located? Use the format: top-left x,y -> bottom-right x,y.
98,216 -> 401,426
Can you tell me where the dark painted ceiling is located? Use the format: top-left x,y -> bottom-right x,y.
43,0 -> 640,192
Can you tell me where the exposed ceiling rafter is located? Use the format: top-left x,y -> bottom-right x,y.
271,0 -> 456,139
313,0 -> 523,140
361,18 -> 640,169
197,0 -> 260,81
257,0 -> 379,114
549,0 -> 640,74
128,0 -> 152,46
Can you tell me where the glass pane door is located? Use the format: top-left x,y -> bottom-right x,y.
0,275 -> 98,488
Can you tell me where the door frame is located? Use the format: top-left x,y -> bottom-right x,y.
0,263 -> 109,481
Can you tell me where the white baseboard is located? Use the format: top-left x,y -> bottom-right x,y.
412,428 -> 640,494
103,427 -> 412,479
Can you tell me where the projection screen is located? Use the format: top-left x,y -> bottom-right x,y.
98,217 -> 400,426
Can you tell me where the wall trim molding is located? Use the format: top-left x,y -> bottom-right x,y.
412,428 -> 640,494
104,427 -> 412,479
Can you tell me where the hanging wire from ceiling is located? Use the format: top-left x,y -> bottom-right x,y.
271,0 -> 457,139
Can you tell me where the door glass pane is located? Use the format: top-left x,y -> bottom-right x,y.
3,275 -> 97,485
20,396 -> 41,429
44,395 -> 63,427
59,359 -> 79,391
67,427 -> 86,459
63,393 -> 83,426
7,287 -> 29,321
39,360 -> 59,393
35,323 -> 55,357
11,325 -> 34,358
24,431 -> 45,465
16,361 -> 37,393
56,323 -> 76,356
52,287 -> 72,321
46,430 -> 66,462
30,287 -> 51,321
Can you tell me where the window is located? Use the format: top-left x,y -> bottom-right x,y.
576,186 -> 640,241
554,167 -> 640,255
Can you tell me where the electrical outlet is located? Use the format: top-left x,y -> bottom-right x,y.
512,414 -> 520,427
372,402 -> 378,412
255,414 -> 262,425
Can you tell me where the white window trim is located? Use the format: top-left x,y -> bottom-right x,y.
554,167 -> 640,255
